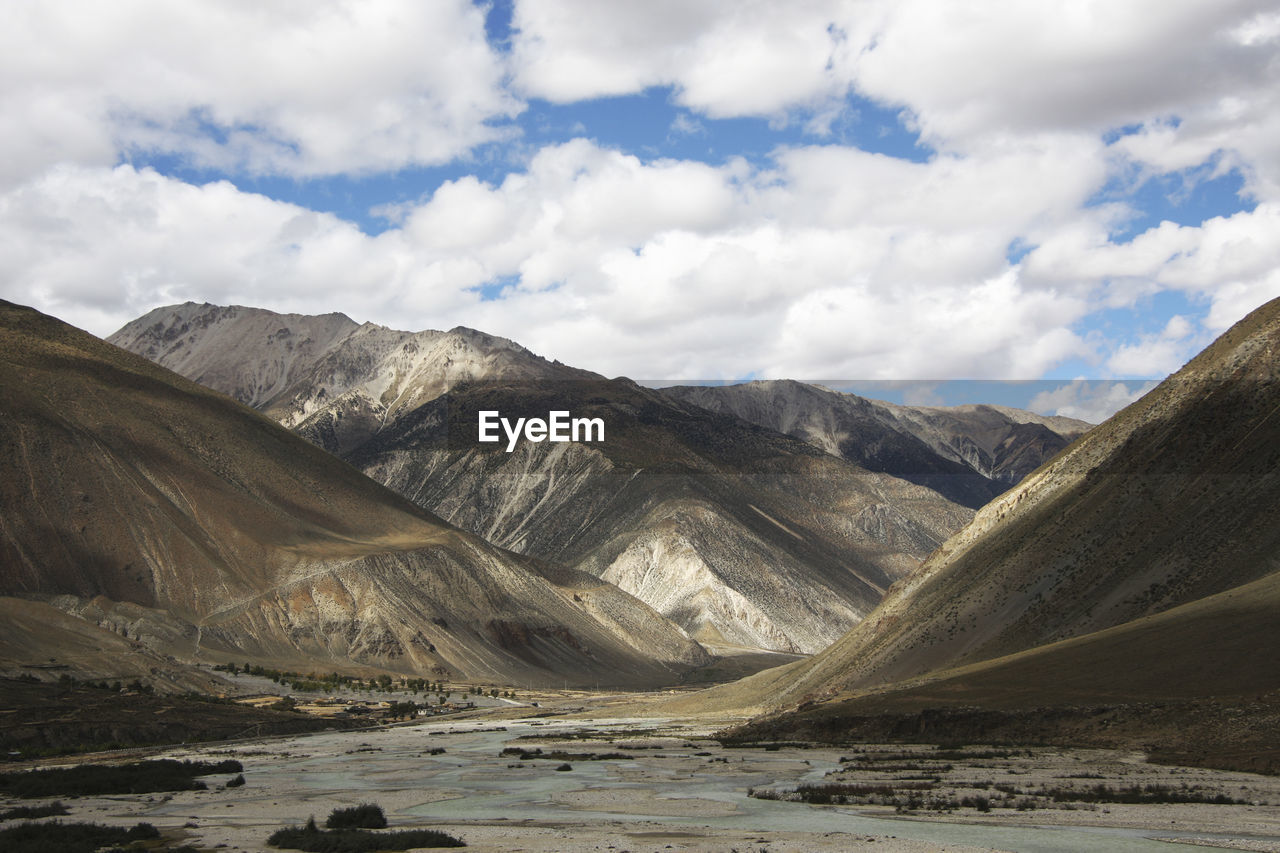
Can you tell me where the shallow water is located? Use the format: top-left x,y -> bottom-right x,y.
168,717 -> 1218,852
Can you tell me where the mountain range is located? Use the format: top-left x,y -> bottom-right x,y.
6,290 -> 1277,772
664,380 -> 1089,508
700,296 -> 1280,770
109,303 -> 1085,654
0,299 -> 709,688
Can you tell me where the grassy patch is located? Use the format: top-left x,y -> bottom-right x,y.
750,779 -> 1250,811
750,781 -> 935,806
1040,783 -> 1248,805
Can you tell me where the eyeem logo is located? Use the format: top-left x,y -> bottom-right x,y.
478,410 -> 605,452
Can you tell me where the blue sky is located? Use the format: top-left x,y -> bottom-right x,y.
2,0 -> 1278,422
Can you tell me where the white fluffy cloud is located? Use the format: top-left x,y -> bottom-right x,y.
0,164 -> 407,333
2,0 -> 1279,388
511,1 -> 1279,159
0,0 -> 518,183
0,140 -> 1103,379
510,0 -> 850,116
1029,379 -> 1160,424
1021,202 -> 1280,337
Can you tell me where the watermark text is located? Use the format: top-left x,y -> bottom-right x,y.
478,410 -> 605,452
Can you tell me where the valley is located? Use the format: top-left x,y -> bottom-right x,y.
107,303 -> 1082,655
5,295 -> 1280,851
5,7 -> 1277,851
3,702 -> 1278,852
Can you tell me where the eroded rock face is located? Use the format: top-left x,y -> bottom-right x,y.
2,300 -> 706,687
109,302 -> 595,453
343,380 -> 971,655
108,304 -> 978,655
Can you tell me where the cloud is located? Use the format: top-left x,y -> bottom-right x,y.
1021,203 -> 1280,333
848,1 -> 1277,146
509,1 -> 1279,165
668,113 -> 706,138
1105,314 -> 1203,377
1028,379 -> 1160,424
2,139 -> 1274,385
510,0 -> 849,117
1,140 -> 1102,381
2,2 -> 1278,385
0,0 -> 519,183
0,164 -> 415,333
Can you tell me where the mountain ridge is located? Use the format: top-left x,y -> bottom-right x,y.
110,304 -> 987,654
683,295 -> 1280,737
662,379 -> 1090,508
2,299 -> 709,687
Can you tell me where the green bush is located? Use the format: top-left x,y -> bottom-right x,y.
267,822 -> 464,851
325,804 -> 386,829
0,801 -> 68,821
0,759 -> 243,798
0,820 -> 158,853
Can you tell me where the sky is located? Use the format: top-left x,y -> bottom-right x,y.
2,0 -> 1278,422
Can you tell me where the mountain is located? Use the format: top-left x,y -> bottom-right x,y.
0,299 -> 708,687
110,304 -> 973,654
662,380 -> 1089,508
109,302 -> 594,455
344,377 -> 973,653
699,296 -> 1280,766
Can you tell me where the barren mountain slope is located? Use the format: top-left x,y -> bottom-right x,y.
348,378 -> 972,654
0,300 -> 707,687
878,400 -> 1090,485
702,295 -> 1280,711
663,380 -> 1089,507
719,569 -> 1280,773
112,304 -> 975,655
108,302 -> 361,409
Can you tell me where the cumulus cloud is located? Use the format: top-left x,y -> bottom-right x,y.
1029,380 -> 1160,424
1021,203 -> 1280,334
1105,314 -> 1203,377
0,0 -> 518,183
848,1 -> 1277,146
1,140 -> 1101,380
510,0 -> 849,117
0,164 -> 411,333
510,1 -> 1279,162
1,0 -> 1278,386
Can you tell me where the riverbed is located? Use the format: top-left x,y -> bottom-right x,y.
20,715 -> 1280,852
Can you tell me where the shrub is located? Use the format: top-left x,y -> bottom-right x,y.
0,801 -> 69,821
554,763 -> 572,772
0,820 -> 158,853
267,823 -> 465,851
226,774 -> 246,788
325,804 -> 386,829
0,759 -> 243,798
